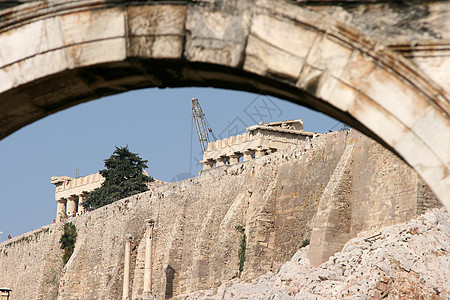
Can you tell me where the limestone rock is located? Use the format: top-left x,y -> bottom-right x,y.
179,208 -> 450,299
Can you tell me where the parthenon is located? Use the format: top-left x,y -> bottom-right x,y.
200,119 -> 317,170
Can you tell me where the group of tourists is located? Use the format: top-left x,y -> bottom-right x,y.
67,209 -> 90,218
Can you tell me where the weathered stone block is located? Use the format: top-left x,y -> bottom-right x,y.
300,35 -> 353,80
0,48 -> 69,91
348,93 -> 407,146
244,35 -> 304,80
339,52 -> 377,87
412,54 -> 450,97
185,1 -> 252,67
127,5 -> 185,59
410,106 -> 450,165
315,74 -> 357,112
0,7 -> 127,92
244,13 -> 316,80
395,130 -> 450,201
65,38 -> 127,69
59,8 -> 125,46
0,17 -> 64,67
359,67 -> 429,129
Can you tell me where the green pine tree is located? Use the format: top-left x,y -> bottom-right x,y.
82,146 -> 153,210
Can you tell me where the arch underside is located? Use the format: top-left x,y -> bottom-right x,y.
0,0 -> 449,208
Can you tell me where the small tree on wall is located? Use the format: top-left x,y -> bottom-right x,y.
60,222 -> 77,265
82,146 -> 153,210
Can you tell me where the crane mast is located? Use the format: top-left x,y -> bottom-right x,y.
192,98 -> 216,153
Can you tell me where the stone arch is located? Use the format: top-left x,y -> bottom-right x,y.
0,0 -> 448,208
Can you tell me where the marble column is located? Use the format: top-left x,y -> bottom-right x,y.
67,194 -> 78,216
201,159 -> 215,170
78,195 -> 85,214
56,198 -> 67,222
142,219 -> 155,299
230,152 -> 242,164
255,148 -> 266,158
216,156 -> 228,166
243,149 -> 255,161
122,234 -> 132,300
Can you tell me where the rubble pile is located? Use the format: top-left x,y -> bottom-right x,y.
179,208 -> 449,299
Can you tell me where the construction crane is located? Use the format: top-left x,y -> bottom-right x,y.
192,98 -> 216,153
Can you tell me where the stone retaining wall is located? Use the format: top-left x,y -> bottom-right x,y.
0,130 -> 440,299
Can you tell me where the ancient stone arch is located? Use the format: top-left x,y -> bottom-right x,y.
0,0 -> 448,208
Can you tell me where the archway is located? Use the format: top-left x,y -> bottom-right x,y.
0,0 -> 448,208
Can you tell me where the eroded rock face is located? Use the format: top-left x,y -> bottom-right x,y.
180,208 -> 450,299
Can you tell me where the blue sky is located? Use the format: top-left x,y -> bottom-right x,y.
0,87 -> 339,242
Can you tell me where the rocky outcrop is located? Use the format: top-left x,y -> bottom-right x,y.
180,208 -> 449,299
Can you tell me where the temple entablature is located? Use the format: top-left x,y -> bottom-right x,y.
201,119 -> 318,170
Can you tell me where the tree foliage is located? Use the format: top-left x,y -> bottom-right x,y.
82,146 -> 153,210
60,222 -> 77,265
235,225 -> 246,277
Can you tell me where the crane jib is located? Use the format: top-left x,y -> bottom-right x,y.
192,98 -> 216,153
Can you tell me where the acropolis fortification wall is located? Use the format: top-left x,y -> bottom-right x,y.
0,130 -> 441,299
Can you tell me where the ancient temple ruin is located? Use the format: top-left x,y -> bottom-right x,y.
51,171 -> 160,222
51,174 -> 104,221
200,119 -> 317,169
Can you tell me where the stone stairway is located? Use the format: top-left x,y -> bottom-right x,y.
307,143 -> 354,266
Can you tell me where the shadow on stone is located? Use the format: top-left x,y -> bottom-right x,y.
165,265 -> 175,299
